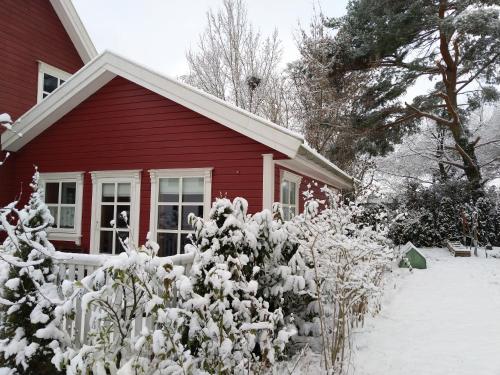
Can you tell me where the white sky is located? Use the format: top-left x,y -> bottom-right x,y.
72,0 -> 349,78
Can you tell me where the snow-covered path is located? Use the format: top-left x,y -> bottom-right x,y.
352,248 -> 500,375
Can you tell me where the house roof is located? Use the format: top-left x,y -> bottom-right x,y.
1,51 -> 354,190
49,0 -> 97,63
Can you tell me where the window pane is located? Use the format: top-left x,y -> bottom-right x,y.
116,205 -> 130,228
61,182 -> 76,204
115,231 -> 129,254
157,233 -> 177,257
43,73 -> 58,93
158,205 -> 178,230
180,233 -> 192,254
289,207 -> 296,218
283,206 -> 290,221
182,205 -> 203,230
117,183 -> 131,202
159,178 -> 179,202
281,181 -> 289,204
45,183 -> 59,204
100,205 -> 114,228
289,182 -> 297,205
99,231 -> 113,254
60,207 -> 75,228
182,177 -> 204,202
102,183 -> 115,202
48,205 -> 58,228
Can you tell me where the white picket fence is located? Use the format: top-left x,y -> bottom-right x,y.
54,251 -> 195,348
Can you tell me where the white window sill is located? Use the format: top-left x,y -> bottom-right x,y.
47,232 -> 82,245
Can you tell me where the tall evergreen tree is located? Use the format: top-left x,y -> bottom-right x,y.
324,0 -> 500,190
0,171 -> 64,374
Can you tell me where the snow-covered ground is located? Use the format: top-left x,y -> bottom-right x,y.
352,247 -> 500,375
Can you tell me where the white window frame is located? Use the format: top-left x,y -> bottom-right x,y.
89,170 -> 141,255
280,170 -> 302,220
37,61 -> 71,102
39,172 -> 84,245
149,168 -> 212,255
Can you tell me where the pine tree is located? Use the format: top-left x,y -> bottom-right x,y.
437,197 -> 461,244
0,171 -> 64,374
323,0 -> 500,190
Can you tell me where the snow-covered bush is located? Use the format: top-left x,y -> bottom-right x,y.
0,171 -> 67,374
289,186 -> 393,373
388,181 -> 500,247
182,197 -> 309,374
57,233 -> 196,374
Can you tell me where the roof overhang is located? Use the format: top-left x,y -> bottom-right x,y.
1,51 -> 354,191
276,145 -> 354,191
50,0 -> 97,63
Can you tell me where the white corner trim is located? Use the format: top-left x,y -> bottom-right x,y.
49,0 -> 97,63
89,170 -> 142,254
39,171 -> 84,245
148,168 -> 213,243
262,154 -> 274,211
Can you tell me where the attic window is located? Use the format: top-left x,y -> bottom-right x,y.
37,62 -> 71,102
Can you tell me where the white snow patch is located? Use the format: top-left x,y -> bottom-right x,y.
352,248 -> 500,375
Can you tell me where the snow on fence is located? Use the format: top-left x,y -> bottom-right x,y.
54,251 -> 195,348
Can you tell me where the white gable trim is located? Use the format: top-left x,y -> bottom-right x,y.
1,51 -> 354,191
49,0 -> 97,63
2,52 -> 302,157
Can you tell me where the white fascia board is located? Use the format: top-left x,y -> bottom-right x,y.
275,157 -> 354,191
2,55 -> 116,151
2,51 -> 303,157
298,144 -> 353,182
49,0 -> 97,63
102,53 -> 303,158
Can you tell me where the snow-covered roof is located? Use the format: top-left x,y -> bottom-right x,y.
49,0 -> 97,63
1,51 -> 354,190
402,241 -> 426,258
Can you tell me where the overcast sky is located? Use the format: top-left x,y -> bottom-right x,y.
72,0 -> 349,78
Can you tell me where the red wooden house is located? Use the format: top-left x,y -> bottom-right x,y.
0,0 -> 354,256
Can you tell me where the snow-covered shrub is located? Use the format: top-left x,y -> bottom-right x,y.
57,233 -> 195,374
183,197 -> 309,374
289,186 -> 393,373
0,171 -> 67,374
389,181 -> 500,247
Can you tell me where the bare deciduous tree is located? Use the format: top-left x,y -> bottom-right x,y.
183,0 -> 289,125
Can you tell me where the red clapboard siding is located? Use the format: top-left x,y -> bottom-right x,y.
13,77 -> 285,252
0,0 -> 84,120
0,0 -> 84,207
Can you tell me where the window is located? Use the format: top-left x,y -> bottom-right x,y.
39,172 -> 84,244
90,170 -> 141,255
37,61 -> 71,102
149,168 -> 212,257
280,170 -> 302,221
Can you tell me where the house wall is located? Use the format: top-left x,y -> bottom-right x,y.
12,77 -> 286,252
274,165 -> 335,213
0,0 -> 85,207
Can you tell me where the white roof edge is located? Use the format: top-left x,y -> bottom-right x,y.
1,51 -> 302,156
298,144 -> 354,182
2,50 -> 352,189
49,0 -> 97,63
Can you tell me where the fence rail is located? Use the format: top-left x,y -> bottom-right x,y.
54,251 -> 195,347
